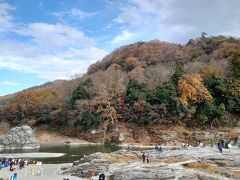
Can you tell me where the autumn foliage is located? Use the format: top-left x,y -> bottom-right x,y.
0,35 -> 240,131
178,74 -> 213,105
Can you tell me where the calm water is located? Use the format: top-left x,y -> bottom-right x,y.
0,144 -> 121,164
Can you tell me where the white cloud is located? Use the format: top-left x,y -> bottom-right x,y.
1,81 -> 20,86
111,30 -> 134,44
114,0 -> 240,43
0,2 -> 108,81
0,2 -> 14,31
14,23 -> 94,48
0,40 -> 108,80
53,8 -> 97,20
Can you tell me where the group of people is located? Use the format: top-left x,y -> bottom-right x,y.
0,157 -> 29,171
217,139 -> 232,153
155,145 -> 163,153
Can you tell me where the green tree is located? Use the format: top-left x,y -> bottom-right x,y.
170,64 -> 184,86
126,79 -> 151,105
231,53 -> 240,78
196,102 -> 226,125
204,76 -> 228,104
74,110 -> 102,130
148,82 -> 179,116
69,79 -> 93,108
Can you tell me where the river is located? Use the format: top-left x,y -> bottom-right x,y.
0,144 -> 121,164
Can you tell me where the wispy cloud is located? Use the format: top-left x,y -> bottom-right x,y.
0,2 -> 15,31
0,41 -> 108,80
0,2 -> 108,81
1,81 -> 20,86
111,30 -> 134,44
53,8 -> 97,20
14,23 -> 95,48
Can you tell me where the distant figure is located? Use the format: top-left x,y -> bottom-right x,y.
9,160 -> 14,171
159,145 -> 163,153
19,160 -> 25,169
228,143 -> 232,152
218,142 -> 223,153
220,139 -> 225,148
142,152 -> 146,163
147,158 -> 149,163
127,145 -> 132,152
99,173 -> 105,180
198,142 -> 204,148
187,143 -> 192,147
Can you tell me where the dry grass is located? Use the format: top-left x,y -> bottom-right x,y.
184,162 -> 224,174
104,155 -> 141,163
0,122 -> 10,135
163,157 -> 186,164
103,154 -> 168,164
103,154 -> 187,164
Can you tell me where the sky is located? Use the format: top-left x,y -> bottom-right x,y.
0,0 -> 240,96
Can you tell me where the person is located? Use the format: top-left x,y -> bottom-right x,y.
198,142 -> 203,148
220,139 -> 225,148
99,173 -> 105,180
159,145 -> 163,153
127,145 -> 132,152
228,143 -> 232,152
218,142 -> 223,153
19,160 -> 25,169
142,152 -> 146,163
9,160 -> 14,171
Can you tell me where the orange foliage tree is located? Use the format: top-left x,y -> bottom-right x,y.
178,74 -> 213,105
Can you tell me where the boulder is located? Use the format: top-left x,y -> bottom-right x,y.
0,125 -> 40,149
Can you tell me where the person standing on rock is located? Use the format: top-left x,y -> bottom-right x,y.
220,139 -> 225,148
217,142 -> 223,153
142,152 -> 146,163
228,143 -> 232,152
159,145 -> 163,153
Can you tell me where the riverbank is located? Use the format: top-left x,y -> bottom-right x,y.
36,130 -> 94,146
0,163 -> 79,180
0,152 -> 65,159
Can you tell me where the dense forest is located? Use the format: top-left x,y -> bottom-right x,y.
0,35 -> 239,135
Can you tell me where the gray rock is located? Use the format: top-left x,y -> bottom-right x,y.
61,146 -> 240,179
0,125 -> 40,149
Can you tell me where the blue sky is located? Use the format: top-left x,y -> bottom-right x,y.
0,0 -> 240,95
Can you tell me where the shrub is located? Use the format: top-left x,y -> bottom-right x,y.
74,111 -> 102,130
126,79 -> 151,105
36,113 -> 53,125
231,53 -> 240,78
148,82 -> 179,116
69,79 -> 93,108
196,102 -> 226,124
170,64 -> 184,86
204,76 -> 228,104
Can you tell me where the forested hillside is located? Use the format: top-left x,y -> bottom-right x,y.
0,35 -> 239,138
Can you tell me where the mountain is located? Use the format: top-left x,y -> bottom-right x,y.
0,35 -> 239,143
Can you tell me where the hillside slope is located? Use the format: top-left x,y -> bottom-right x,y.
0,35 -> 239,144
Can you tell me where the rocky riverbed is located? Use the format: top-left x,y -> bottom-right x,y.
60,146 -> 240,179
